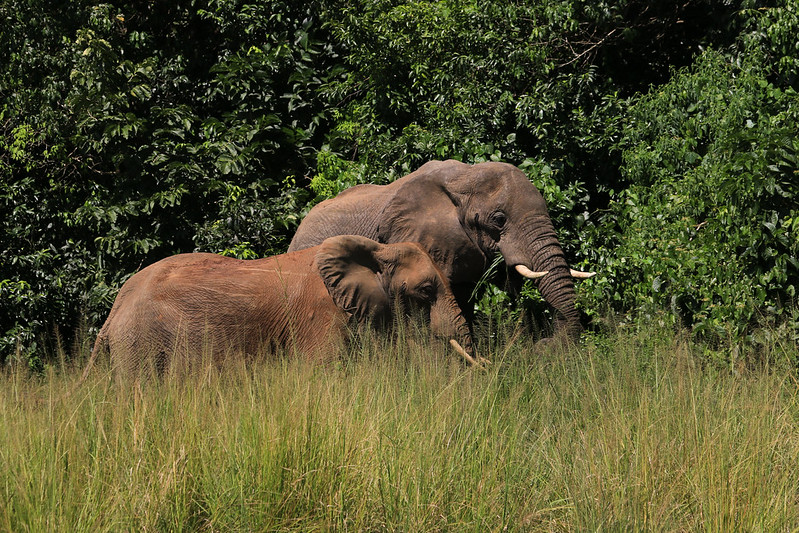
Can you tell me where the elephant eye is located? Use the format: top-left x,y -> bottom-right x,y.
491,211 -> 507,228
417,282 -> 435,300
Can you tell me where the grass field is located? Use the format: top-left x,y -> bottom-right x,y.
2,324 -> 798,531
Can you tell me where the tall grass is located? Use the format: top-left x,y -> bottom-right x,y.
1,324 -> 798,531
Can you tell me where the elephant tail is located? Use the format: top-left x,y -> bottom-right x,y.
80,326 -> 109,383
59,326 -> 109,402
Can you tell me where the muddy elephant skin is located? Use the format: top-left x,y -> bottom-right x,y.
290,160 -> 593,338
89,235 -> 472,377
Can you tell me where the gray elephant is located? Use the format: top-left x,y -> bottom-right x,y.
87,235 -> 477,378
289,160 -> 594,339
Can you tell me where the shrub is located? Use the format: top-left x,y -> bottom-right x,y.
583,49 -> 799,344
0,0 -> 333,364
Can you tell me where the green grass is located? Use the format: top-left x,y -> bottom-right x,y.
1,325 -> 798,531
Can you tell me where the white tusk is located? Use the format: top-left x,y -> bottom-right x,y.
570,269 -> 596,279
449,339 -> 483,368
515,265 -> 549,279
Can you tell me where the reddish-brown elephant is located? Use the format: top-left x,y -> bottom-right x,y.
87,235 -> 476,377
289,160 -> 595,340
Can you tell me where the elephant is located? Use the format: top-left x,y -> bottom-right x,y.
87,235 -> 477,378
289,159 -> 595,339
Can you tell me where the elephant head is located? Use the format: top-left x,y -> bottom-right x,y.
377,160 -> 593,337
314,235 -> 474,355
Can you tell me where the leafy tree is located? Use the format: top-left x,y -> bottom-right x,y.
583,40 -> 799,345
1,0 -> 336,364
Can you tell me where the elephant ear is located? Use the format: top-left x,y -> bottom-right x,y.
314,235 -> 391,325
378,159 -> 485,280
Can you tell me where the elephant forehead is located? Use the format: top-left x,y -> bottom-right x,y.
457,162 -> 524,186
389,241 -> 428,257
475,161 -> 528,179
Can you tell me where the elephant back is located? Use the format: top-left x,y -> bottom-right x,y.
288,183 -> 390,252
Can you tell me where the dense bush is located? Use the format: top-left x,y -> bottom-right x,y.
583,6 -> 799,347
1,0 -> 797,364
1,0 -> 335,363
315,0 -> 737,203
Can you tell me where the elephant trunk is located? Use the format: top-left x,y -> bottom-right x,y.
507,215 -> 582,338
535,264 -> 581,336
430,291 -> 475,357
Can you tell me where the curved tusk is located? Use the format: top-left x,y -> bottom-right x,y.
570,269 -> 596,279
449,339 -> 482,368
514,265 -> 549,279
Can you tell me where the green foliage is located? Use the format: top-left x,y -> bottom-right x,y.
584,48 -> 799,344
320,0 -> 607,176
318,0 -> 735,185
741,1 -> 799,87
308,149 -> 366,202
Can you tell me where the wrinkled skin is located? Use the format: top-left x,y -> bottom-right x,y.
89,235 -> 471,377
290,160 -> 587,339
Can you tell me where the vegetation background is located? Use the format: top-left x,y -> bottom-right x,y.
3,2 -> 799,530
2,0 -> 798,366
3,327 -> 799,530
